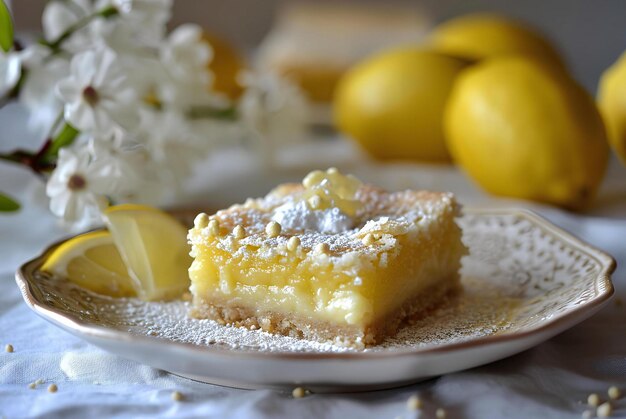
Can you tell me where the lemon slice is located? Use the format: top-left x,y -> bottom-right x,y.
41,204 -> 192,300
41,231 -> 137,297
103,204 -> 192,301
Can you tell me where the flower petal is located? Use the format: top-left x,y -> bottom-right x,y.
55,78 -> 81,103
92,48 -> 118,87
65,101 -> 95,132
71,50 -> 97,86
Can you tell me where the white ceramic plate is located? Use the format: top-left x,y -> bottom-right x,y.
16,208 -> 615,392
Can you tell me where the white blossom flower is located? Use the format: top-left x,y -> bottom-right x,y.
18,44 -> 51,68
2,45 -> 62,135
51,17 -> 160,96
99,0 -> 172,45
46,144 -> 111,227
157,24 -> 228,110
135,108 -> 209,187
19,46 -> 70,137
161,24 -> 211,83
88,136 -> 162,204
45,136 -> 161,227
43,0 -> 101,54
60,17 -> 125,55
56,48 -> 140,135
238,71 -> 309,146
42,0 -> 94,43
43,0 -> 170,55
60,15 -> 151,57
0,51 -> 21,99
89,137 -> 143,188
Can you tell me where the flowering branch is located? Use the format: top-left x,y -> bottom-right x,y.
0,115 -> 76,175
0,0 -> 309,226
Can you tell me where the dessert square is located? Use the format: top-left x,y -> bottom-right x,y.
187,169 -> 466,348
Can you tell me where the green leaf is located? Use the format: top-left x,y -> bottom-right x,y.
0,0 -> 14,53
99,5 -> 119,19
0,192 -> 19,212
43,122 -> 80,161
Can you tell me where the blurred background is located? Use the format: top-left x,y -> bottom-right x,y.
4,0 -> 626,217
11,0 -> 626,92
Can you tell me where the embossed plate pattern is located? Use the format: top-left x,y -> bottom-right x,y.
16,208 -> 615,391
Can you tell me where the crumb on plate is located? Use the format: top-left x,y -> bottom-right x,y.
588,393 -> 601,407
406,395 -> 422,410
292,387 -> 306,398
597,401 -> 612,417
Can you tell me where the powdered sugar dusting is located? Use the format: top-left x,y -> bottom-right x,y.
271,200 -> 354,234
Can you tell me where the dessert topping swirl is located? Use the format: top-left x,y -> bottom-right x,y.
271,168 -> 362,234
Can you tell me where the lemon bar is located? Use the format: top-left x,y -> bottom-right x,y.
188,169 -> 466,347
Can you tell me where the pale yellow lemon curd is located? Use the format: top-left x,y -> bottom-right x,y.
188,169 -> 466,346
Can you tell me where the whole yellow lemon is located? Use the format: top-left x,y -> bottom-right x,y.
427,13 -> 566,70
598,50 -> 626,165
444,56 -> 609,209
334,49 -> 468,163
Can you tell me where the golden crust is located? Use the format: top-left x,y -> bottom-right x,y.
190,278 -> 460,348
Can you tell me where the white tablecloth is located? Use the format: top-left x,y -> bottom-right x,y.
1,111 -> 626,418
